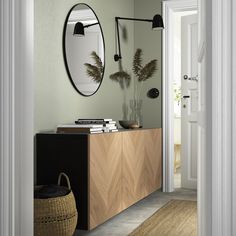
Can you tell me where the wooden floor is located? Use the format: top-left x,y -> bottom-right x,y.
129,200 -> 197,236
75,189 -> 197,236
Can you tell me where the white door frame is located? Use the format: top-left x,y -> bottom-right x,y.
233,1 -> 236,234
163,0 -> 236,235
162,0 -> 197,193
0,0 -> 34,235
211,0 -> 235,235
0,0 -> 235,235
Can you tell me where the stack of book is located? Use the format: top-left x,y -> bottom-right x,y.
75,119 -> 118,133
57,124 -> 104,134
57,119 -> 118,134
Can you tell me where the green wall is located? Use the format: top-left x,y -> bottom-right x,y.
34,0 -> 162,133
134,0 -> 162,128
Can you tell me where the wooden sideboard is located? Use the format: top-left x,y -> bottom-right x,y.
36,128 -> 162,230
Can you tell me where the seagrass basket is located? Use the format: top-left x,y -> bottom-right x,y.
34,173 -> 78,236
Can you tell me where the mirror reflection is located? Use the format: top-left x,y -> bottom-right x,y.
63,4 -> 105,96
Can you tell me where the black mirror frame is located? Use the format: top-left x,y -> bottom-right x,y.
62,3 -> 106,97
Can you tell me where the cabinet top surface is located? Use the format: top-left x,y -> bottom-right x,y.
36,128 -> 162,136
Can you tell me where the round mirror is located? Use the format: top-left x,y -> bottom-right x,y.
63,4 -> 105,96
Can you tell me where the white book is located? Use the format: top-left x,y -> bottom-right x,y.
77,118 -> 113,122
108,126 -> 118,130
90,130 -> 104,134
104,124 -> 117,128
58,124 -> 103,128
75,124 -> 103,128
103,126 -> 119,132
89,128 -> 104,132
103,127 -> 110,133
107,121 -> 116,124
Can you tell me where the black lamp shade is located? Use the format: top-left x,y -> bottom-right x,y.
73,22 -> 85,36
152,14 -> 164,29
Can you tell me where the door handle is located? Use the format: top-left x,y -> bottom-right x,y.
183,75 -> 189,80
183,74 -> 198,82
182,95 -> 190,99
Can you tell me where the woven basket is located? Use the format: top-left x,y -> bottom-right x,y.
34,173 -> 78,236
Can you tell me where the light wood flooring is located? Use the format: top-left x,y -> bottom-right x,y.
74,189 -> 197,236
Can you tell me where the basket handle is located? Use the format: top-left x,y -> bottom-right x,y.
57,172 -> 71,190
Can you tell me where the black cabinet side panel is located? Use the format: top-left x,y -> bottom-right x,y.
36,133 -> 88,230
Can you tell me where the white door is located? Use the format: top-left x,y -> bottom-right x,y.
181,14 -> 198,189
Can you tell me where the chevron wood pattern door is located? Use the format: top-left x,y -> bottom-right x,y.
122,130 -> 146,207
142,129 -> 162,195
122,129 -> 162,208
89,133 -> 123,229
89,129 -> 162,230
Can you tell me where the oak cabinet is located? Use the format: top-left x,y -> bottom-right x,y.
122,129 -> 162,208
89,132 -> 123,229
36,128 -> 162,230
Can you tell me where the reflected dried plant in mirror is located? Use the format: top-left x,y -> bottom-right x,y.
84,51 -> 104,83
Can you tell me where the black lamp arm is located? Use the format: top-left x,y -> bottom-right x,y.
115,17 -> 122,61
116,16 -> 153,23
84,22 -> 99,28
114,17 -> 154,62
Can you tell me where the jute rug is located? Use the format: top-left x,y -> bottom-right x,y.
129,200 -> 197,236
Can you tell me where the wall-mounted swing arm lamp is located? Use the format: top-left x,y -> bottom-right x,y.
73,22 -> 99,37
114,15 -> 164,61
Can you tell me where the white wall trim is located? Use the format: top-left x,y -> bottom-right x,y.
197,0 -> 209,235
162,0 -> 197,193
0,0 -> 34,235
0,1 -> 15,234
233,1 -> 236,234
212,0 -> 233,235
